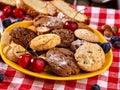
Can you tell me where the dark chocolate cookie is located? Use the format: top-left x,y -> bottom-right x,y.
10,26 -> 37,48
46,48 -> 80,77
51,29 -> 75,48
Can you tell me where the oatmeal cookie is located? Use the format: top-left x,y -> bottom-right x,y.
74,43 -> 105,72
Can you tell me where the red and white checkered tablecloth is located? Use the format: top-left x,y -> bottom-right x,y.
0,5 -> 120,90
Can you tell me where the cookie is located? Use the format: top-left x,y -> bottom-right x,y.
30,34 -> 61,51
3,42 -> 29,62
70,39 -> 87,52
33,15 -> 63,30
51,29 -> 75,47
46,48 -> 80,77
74,29 -> 99,42
74,43 -> 105,72
10,26 -> 37,48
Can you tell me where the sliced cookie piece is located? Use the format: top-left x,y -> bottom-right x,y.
51,29 -> 75,48
46,48 -> 80,77
74,29 -> 99,42
74,43 -> 105,72
33,15 -> 63,30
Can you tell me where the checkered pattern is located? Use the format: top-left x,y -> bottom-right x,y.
0,6 -> 120,90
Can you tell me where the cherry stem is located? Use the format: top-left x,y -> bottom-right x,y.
73,8 -> 87,21
24,44 -> 29,54
16,50 -> 39,57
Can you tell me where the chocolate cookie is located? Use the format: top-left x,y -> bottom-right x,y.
10,26 -> 37,48
46,48 -> 80,77
52,29 -> 75,47
70,39 -> 87,52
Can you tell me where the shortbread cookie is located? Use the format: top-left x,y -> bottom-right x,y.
51,0 -> 89,23
3,42 -> 29,62
51,29 -> 75,47
46,48 -> 80,77
74,43 -> 105,72
30,34 -> 61,51
0,0 -> 16,6
74,29 -> 99,42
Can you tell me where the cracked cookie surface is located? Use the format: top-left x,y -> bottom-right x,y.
74,43 -> 105,72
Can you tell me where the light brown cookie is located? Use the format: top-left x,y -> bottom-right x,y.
74,43 -> 105,72
30,34 -> 61,51
3,42 -> 29,63
74,29 -> 99,42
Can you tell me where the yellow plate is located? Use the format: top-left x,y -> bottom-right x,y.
0,21 -> 113,80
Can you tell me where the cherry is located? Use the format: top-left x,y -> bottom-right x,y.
0,13 -> 6,19
30,58 -> 45,72
18,54 -> 33,68
13,8 -> 25,19
63,21 -> 78,31
2,6 -> 13,17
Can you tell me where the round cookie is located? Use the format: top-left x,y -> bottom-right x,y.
46,48 -> 80,77
30,34 -> 61,51
74,43 -> 105,72
70,39 -> 87,52
52,29 -> 75,47
74,29 -> 99,42
10,26 -> 37,48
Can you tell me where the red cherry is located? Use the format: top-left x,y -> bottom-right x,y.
30,58 -> 45,72
2,6 -> 13,17
63,21 -> 78,31
18,54 -> 33,68
0,13 -> 6,19
13,8 -> 25,18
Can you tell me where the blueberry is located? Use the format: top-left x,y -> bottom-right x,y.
101,42 -> 111,53
110,36 -> 120,44
91,84 -> 100,90
113,41 -> 120,49
0,73 -> 4,82
2,18 -> 12,28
